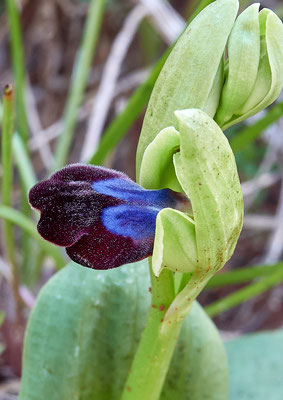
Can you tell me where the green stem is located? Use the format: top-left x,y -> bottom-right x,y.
205,266 -> 283,317
5,0 -> 29,143
206,262 -> 283,288
1,85 -> 22,317
6,0 -> 33,277
121,261 -> 182,400
0,205 -> 66,269
53,0 -> 107,170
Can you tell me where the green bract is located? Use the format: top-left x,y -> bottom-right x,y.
215,5 -> 283,129
136,0 -> 239,176
140,109 -> 243,277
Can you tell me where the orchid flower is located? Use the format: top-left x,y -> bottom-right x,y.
29,164 -> 187,270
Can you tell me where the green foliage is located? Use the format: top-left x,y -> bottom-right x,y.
2,1 -> 283,398
20,260 -> 228,400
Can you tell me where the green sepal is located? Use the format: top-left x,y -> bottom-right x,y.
174,109 -> 243,273
136,0 -> 239,177
152,208 -> 197,276
222,8 -> 283,129
215,3 -> 260,126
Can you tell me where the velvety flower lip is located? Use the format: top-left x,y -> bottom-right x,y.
29,164 -> 183,270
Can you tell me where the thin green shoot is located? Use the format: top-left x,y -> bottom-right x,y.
1,85 -> 22,318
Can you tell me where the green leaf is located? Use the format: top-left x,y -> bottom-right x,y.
215,3 -> 260,126
227,330 -> 283,399
20,261 -> 228,400
136,0 -> 239,178
20,261 -> 150,400
175,109 -> 243,272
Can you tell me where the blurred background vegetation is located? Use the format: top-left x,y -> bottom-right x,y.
0,0 -> 283,397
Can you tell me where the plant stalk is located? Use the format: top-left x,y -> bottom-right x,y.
1,85 -> 22,319
121,261 -> 183,400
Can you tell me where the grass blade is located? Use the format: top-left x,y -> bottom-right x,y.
207,262 -> 283,288
205,266 -> 283,317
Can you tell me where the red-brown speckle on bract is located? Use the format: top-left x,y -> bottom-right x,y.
126,386 -> 131,392
159,304 -> 165,311
148,287 -> 151,292
151,304 -> 157,309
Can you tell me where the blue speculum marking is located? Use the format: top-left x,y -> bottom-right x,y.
101,205 -> 159,240
92,178 -> 178,240
92,178 -> 177,208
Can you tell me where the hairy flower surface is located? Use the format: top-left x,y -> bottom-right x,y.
29,164 -> 182,269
